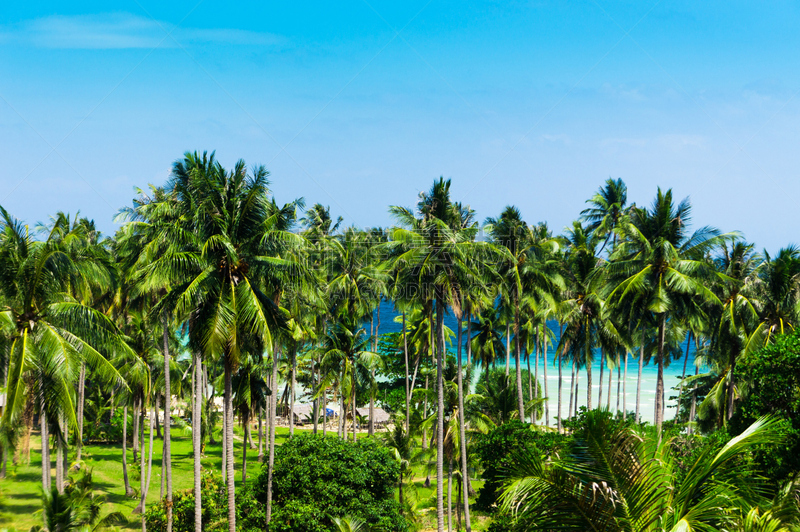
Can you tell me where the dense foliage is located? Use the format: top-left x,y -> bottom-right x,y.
253,434 -> 407,532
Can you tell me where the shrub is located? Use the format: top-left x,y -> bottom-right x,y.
730,329 -> 800,486
253,434 -> 407,532
145,471 -> 226,532
473,420 -> 569,511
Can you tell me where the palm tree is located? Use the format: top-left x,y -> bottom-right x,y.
558,221 -> 605,414
0,207 -> 126,495
608,188 -> 732,434
135,153 -> 301,532
470,309 -> 506,379
499,412 -> 794,531
388,177 -> 478,532
319,317 -> 382,442
581,177 -> 628,255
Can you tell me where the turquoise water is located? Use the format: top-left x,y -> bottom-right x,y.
371,300 -> 700,425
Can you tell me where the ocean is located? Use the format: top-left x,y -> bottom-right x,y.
370,299 -> 702,426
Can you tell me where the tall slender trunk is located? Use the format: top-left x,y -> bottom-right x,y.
527,345 -> 534,424
223,359 -> 236,532
557,346 -> 563,432
435,296 -> 445,532
258,408 -> 264,459
636,343 -> 644,423
132,395 -> 139,464
136,398 -> 146,527
403,311 -> 410,434
322,385 -> 327,438
505,323 -> 511,376
242,411 -> 249,486
688,339 -> 700,434
56,416 -> 64,494
466,305 -> 472,366
39,383 -> 51,492
456,307 -> 472,531
586,342 -> 593,411
514,300 -> 524,421
162,313 -> 173,532
616,361 -> 621,414
290,347 -> 296,438
678,331 -> 693,421
123,405 -> 133,496
312,357 -> 318,435
265,347 -> 280,526
606,355 -> 612,411
534,333 -> 540,424
155,396 -> 162,440
221,384 -> 227,483
447,454 -> 453,532
370,304 -> 380,436
76,361 -> 86,463
573,365 -> 580,418
352,357 -> 357,443
622,351 -> 628,420
542,331 -> 549,427
598,349 -> 604,409
193,353 -> 202,532
135,395 -> 158,524
567,362 -> 575,422
655,314 -> 666,435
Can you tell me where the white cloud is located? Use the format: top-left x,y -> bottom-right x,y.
0,13 -> 284,49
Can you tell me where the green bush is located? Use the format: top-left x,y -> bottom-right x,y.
253,434 -> 407,532
473,420 -> 569,512
730,329 -> 800,486
145,471 -> 226,532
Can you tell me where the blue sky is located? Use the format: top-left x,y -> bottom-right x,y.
1,1 -> 799,251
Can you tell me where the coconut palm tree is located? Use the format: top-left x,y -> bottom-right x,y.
581,177 -> 628,255
134,153 -> 302,532
0,207 -> 126,495
608,188 -> 733,434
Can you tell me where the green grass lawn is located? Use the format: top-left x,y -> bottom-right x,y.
0,424 -> 492,531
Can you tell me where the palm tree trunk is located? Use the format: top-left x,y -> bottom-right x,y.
655,314 -> 667,435
622,351 -> 628,421
557,347 -> 563,432
403,311 -> 410,434
122,405 -> 133,496
616,361 -> 621,415
607,355 -> 612,411
436,296 -> 445,532
534,333 -> 540,424
258,408 -> 264,460
39,383 -> 51,492
678,331 -> 693,421
456,308 -> 472,531
193,352 -> 202,532
447,454 -> 453,532
162,313 -> 173,532
265,348 -> 280,526
76,361 -> 86,463
727,350 -> 737,421
573,364 -> 580,418
290,347 -> 296,438
352,360 -> 357,443
567,362 -> 574,423
242,411 -> 249,486
56,415 -> 64,494
514,301 -> 524,421
636,343 -> 643,423
689,342 -> 700,434
322,387 -> 327,438
598,349 -> 604,409
312,357 -> 318,435
542,331 -> 549,427
135,395 -> 158,523
586,343 -> 593,411
505,323 -> 511,376
466,304 -> 472,366
527,345 -> 534,424
221,386 -> 227,483
223,359 -> 236,532
370,304 -> 380,436
135,398 -> 146,527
